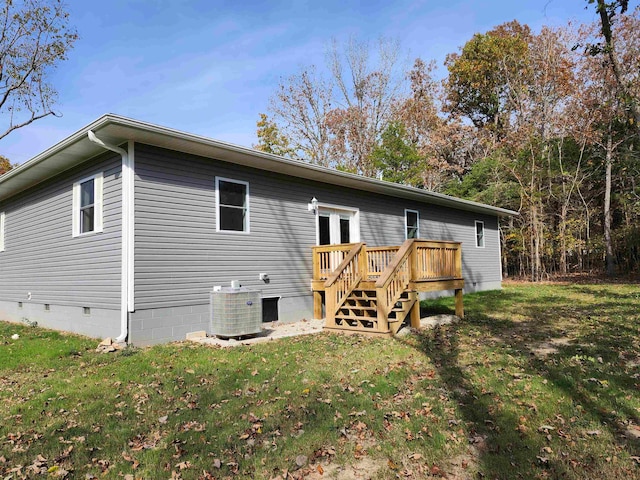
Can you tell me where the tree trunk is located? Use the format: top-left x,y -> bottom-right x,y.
596,0 -> 640,134
604,134 -> 615,277
531,203 -> 542,282
559,202 -> 568,275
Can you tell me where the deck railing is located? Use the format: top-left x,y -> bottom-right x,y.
312,239 -> 465,328
323,243 -> 366,326
312,243 -> 358,281
413,241 -> 462,280
312,240 -> 462,283
366,246 -> 399,279
375,239 -> 414,321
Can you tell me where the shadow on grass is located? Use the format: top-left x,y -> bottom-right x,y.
408,286 -> 640,478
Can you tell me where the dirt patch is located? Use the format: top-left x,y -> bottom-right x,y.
442,445 -> 482,479
528,336 -> 573,358
304,457 -> 387,479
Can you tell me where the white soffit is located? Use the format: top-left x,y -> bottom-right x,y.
0,114 -> 518,217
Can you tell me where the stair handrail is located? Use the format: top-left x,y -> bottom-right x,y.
375,239 -> 415,318
324,243 -> 366,323
375,239 -> 415,289
324,242 -> 365,288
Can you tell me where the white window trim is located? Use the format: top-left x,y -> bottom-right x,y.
72,172 -> 104,238
215,176 -> 250,234
315,202 -> 360,245
0,211 -> 5,252
475,220 -> 485,248
405,209 -> 420,240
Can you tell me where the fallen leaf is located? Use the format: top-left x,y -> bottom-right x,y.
296,455 -> 307,467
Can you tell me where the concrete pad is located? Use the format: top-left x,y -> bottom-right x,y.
190,318 -> 324,348
396,314 -> 461,336
185,330 -> 207,340
419,314 -> 460,328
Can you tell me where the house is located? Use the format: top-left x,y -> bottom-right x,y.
0,114 -> 516,345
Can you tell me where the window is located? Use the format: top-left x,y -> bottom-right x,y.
72,173 -> 103,237
216,177 -> 249,233
405,209 -> 419,239
475,220 -> 485,248
0,211 -> 4,252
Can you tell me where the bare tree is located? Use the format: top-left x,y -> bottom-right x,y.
0,0 -> 77,140
264,37 -> 404,173
268,66 -> 333,166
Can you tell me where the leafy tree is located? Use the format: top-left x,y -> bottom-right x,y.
0,0 -> 78,140
0,154 -> 12,174
444,21 -> 532,136
253,113 -> 295,158
370,122 -> 423,186
587,0 -> 640,130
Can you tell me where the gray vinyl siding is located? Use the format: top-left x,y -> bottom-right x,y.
134,144 -> 502,311
0,152 -> 122,309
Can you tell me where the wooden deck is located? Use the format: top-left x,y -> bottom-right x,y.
311,239 -> 464,336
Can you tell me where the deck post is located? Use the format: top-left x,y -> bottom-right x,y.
455,288 -> 464,318
358,244 -> 368,279
375,289 -> 390,333
325,285 -> 336,328
410,292 -> 421,329
313,291 -> 323,319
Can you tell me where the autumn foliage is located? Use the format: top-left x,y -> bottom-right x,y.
258,8 -> 640,279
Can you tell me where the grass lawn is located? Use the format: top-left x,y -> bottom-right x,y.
1,282 -> 640,479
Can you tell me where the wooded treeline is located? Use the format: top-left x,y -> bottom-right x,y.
256,4 -> 640,279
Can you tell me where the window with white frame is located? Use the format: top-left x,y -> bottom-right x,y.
405,209 -> 419,239
0,211 -> 5,252
475,220 -> 485,248
72,173 -> 104,237
216,177 -> 249,233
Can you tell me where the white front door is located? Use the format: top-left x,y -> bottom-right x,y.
317,206 -> 360,245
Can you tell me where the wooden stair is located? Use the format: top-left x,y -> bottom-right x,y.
328,288 -> 419,336
316,239 -> 463,337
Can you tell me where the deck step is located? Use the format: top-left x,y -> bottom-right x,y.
341,305 -> 377,311
336,314 -> 400,323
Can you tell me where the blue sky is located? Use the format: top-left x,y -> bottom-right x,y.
1,0 -> 598,164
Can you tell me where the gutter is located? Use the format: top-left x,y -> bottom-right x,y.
87,131 -> 135,343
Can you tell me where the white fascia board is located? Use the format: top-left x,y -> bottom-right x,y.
0,114 -> 519,218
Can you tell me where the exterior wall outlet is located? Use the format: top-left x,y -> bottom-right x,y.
259,273 -> 269,281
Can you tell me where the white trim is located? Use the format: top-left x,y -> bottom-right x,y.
498,221 -> 503,281
475,220 -> 485,248
87,130 -> 131,343
0,114 -> 518,218
72,172 -> 104,238
125,140 -> 135,312
215,176 -> 250,234
0,211 -> 5,252
405,209 -> 420,240
315,203 -> 360,245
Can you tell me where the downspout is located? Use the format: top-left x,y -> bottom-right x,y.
87,131 -> 135,343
